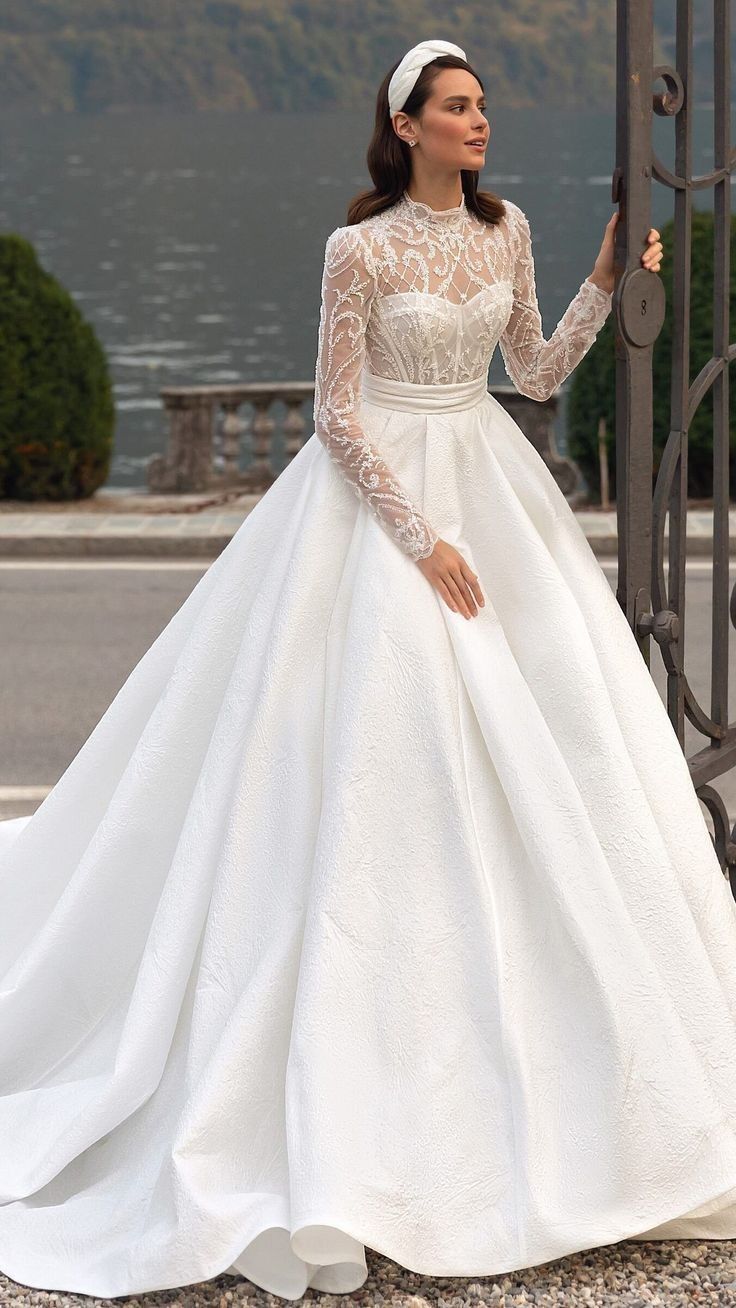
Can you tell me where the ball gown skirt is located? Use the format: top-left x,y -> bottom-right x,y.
1,368 -> 736,1301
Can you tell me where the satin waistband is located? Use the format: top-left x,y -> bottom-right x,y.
360,368 -> 489,413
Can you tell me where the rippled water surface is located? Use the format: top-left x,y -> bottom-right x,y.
0,106 -> 726,487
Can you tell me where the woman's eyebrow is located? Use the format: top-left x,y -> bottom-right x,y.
441,94 -> 486,103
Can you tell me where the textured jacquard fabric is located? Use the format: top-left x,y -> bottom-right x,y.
4,187 -> 736,1304
312,190 -> 612,560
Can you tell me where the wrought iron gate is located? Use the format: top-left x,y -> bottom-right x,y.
614,0 -> 736,891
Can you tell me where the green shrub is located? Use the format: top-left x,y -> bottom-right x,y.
567,209 -> 736,502
0,233 -> 115,499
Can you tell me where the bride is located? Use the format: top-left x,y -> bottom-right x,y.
2,36 -> 736,1305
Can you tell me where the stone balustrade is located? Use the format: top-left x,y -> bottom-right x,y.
148,381 -> 584,500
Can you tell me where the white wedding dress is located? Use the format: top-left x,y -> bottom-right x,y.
2,189 -> 736,1302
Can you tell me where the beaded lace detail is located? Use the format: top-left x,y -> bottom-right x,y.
313,190 -> 612,560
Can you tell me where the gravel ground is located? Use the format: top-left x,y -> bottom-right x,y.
2,1240 -> 736,1307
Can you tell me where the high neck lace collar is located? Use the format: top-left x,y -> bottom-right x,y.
398,190 -> 468,231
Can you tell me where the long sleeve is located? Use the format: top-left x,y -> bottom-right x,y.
498,204 -> 613,403
312,226 -> 439,561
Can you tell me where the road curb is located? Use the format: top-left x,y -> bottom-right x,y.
0,535 -> 236,559
0,503 -> 731,560
0,533 -> 730,560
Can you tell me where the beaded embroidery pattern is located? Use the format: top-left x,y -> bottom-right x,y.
312,191 -> 612,560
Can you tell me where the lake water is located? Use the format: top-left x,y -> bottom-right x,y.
0,105 -> 729,489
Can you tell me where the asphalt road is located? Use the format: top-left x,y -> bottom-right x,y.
2,558 -> 736,831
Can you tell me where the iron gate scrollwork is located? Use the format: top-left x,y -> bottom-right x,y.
614,0 -> 736,892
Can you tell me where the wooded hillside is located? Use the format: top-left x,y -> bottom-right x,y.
0,0 -> 720,114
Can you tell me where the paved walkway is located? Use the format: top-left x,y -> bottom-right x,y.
0,493 -> 731,558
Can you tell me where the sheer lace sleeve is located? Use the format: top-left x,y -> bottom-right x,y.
313,225 -> 439,561
499,203 -> 613,403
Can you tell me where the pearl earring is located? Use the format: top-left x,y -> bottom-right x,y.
409,140 -> 416,147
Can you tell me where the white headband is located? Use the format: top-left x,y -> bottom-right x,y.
387,39 -> 468,118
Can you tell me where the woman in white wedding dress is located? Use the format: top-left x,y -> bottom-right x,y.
2,34 -> 736,1303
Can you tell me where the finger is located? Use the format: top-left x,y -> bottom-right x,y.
460,563 -> 485,608
459,582 -> 478,617
445,572 -> 473,618
449,572 -> 476,617
437,578 -> 460,613
452,567 -> 479,616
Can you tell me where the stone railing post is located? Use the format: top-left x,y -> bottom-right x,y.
148,392 -> 217,493
492,385 -> 585,501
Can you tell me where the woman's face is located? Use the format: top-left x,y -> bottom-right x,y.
395,69 -> 489,171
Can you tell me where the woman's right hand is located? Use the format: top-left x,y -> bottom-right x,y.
416,539 -> 485,618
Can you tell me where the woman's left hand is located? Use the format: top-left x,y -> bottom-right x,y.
589,212 -> 664,296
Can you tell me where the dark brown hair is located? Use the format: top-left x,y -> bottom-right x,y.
346,53 -> 506,228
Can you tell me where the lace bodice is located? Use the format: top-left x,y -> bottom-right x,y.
312,190 -> 612,560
